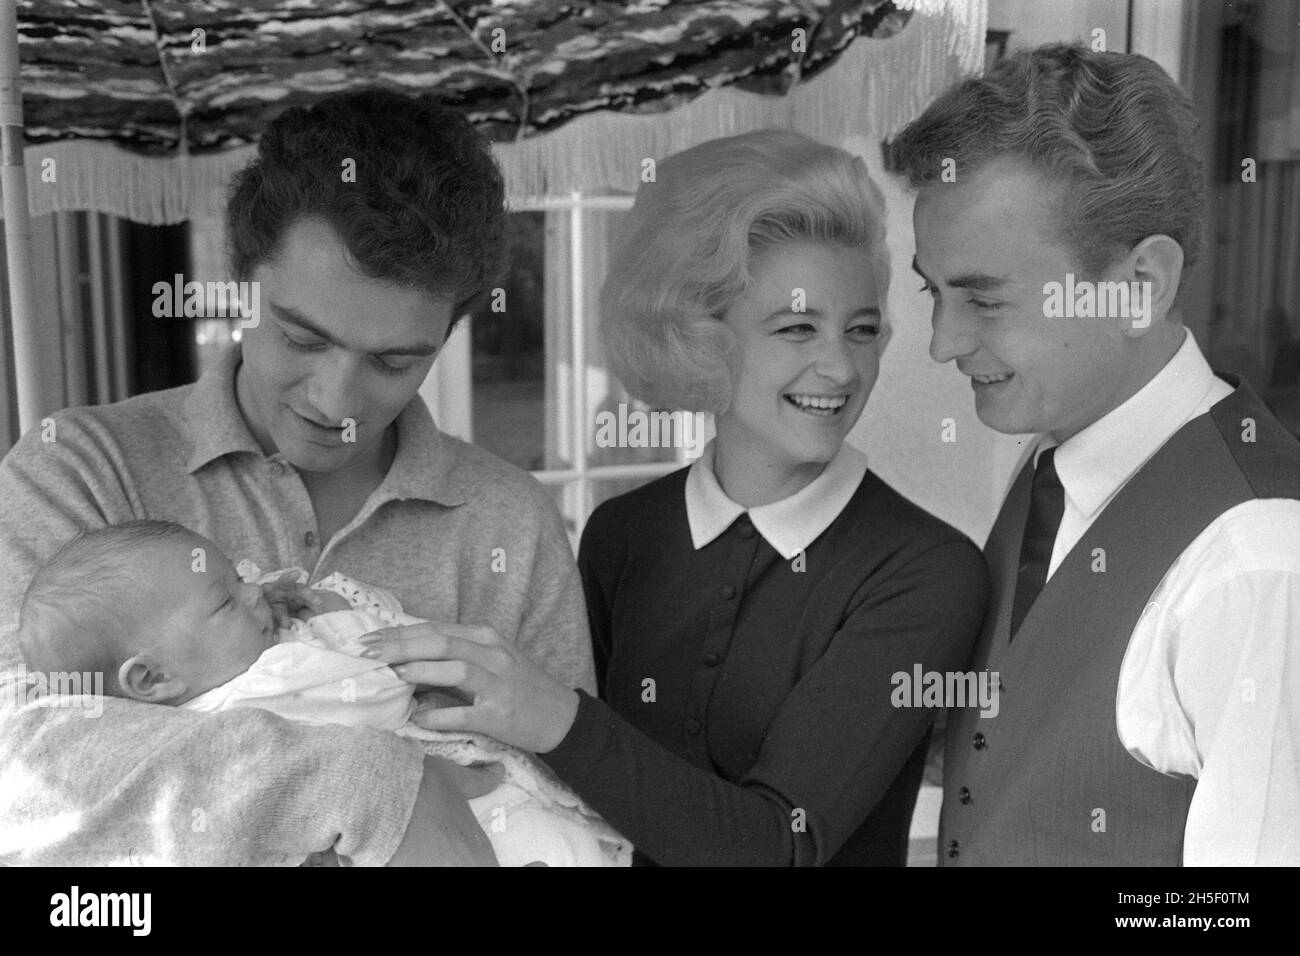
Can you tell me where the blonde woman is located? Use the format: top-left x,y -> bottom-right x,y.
365,130 -> 988,866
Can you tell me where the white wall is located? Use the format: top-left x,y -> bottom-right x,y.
843,138 -> 1027,547
987,0 -> 1129,53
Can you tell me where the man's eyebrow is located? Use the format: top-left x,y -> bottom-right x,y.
270,303 -> 338,344
948,274 -> 1010,292
911,256 -> 1009,292
270,302 -> 441,357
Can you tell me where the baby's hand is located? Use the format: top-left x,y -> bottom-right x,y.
261,574 -> 347,627
262,574 -> 312,629
309,591 -> 352,615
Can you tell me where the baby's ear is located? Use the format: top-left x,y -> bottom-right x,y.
118,655 -> 187,704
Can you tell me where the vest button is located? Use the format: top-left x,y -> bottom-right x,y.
973,732 -> 987,750
685,719 -> 702,736
959,786 -> 972,804
702,651 -> 721,667
946,840 -> 959,858
718,585 -> 736,600
738,523 -> 755,540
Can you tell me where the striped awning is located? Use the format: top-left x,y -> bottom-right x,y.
12,0 -> 986,220
19,0 -> 911,154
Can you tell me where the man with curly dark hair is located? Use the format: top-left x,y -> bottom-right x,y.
0,90 -> 596,867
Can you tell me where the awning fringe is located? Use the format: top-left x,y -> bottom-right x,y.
14,0 -> 984,224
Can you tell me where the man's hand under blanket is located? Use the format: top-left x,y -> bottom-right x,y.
386,755 -> 504,866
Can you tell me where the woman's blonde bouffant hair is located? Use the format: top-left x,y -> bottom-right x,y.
600,128 -> 890,415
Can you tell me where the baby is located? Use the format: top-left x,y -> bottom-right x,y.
16,519 -> 629,867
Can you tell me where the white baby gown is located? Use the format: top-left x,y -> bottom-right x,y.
182,562 -> 631,868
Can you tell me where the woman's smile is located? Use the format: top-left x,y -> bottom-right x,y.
783,392 -> 851,417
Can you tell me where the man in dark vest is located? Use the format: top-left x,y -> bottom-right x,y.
889,44 -> 1300,865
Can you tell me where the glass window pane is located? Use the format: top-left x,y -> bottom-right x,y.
188,217 -> 233,381
468,210 -> 548,471
541,209 -> 575,472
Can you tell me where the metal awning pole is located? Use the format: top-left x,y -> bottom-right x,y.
1,0 -> 42,432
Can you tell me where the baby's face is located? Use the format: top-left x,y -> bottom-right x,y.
134,535 -> 276,700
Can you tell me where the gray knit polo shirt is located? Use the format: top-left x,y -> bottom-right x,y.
0,346 -> 594,865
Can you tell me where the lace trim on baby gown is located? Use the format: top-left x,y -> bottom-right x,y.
235,559 -> 633,865
236,560 -> 408,626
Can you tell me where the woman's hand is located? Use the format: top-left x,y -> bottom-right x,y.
358,622 -> 580,754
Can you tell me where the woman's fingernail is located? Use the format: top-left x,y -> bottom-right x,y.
360,648 -> 380,658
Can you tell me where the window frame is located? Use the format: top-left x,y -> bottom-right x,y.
464,191 -> 706,547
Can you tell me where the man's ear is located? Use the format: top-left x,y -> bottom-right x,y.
1120,234 -> 1184,339
118,654 -> 188,704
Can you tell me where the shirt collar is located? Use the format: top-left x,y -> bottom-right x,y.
379,393 -> 469,507
182,345 -> 262,472
684,439 -> 868,559
1045,328 -> 1224,520
182,345 -> 466,507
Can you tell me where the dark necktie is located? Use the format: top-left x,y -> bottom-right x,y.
1009,446 -> 1065,641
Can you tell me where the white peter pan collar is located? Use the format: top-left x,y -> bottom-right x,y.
684,439 -> 868,559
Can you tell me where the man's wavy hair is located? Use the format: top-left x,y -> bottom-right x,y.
226,89 -> 508,324
888,43 -> 1205,276
601,129 -> 890,415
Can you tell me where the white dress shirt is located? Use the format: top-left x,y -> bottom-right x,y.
1030,329 -> 1300,865
684,440 -> 868,558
